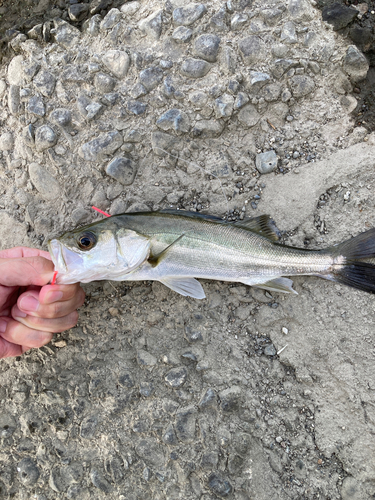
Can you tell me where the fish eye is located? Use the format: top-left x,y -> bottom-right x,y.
77,232 -> 97,251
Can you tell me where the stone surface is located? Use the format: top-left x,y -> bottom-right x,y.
194,34 -> 221,62
29,162 -> 60,200
34,125 -> 57,151
289,75 -> 315,98
139,66 -> 164,91
27,95 -> 45,116
79,131 -> 123,161
50,108 -> 71,126
172,26 -> 193,43
94,73 -> 116,93
173,3 -> 207,26
102,50 -> 130,79
322,3 -> 358,30
139,10 -> 163,40
238,36 -> 265,65
156,108 -> 190,134
0,132 -> 14,151
237,104 -> 260,128
180,58 -> 211,78
192,119 -> 224,137
343,45 -> 369,82
105,157 -> 137,185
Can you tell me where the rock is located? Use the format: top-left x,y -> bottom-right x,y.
343,45 -> 369,82
53,19 -> 81,48
8,85 -> 20,115
194,34 -> 221,62
27,95 -> 45,116
231,13 -> 248,30
102,50 -> 130,79
86,102 -> 103,120
100,8 -> 121,30
214,93 -> 234,118
322,3 -> 358,31
137,349 -> 157,367
173,3 -> 207,26
163,76 -> 183,100
165,367 -> 188,387
156,109 -> 190,134
219,386 -> 241,412
340,476 -> 365,500
33,69 -> 55,97
271,59 -> 297,79
29,163 -> 60,200
288,0 -> 314,22
262,83 -> 281,102
175,406 -> 197,442
181,58 -> 211,78
234,92 -> 249,109
192,119 -> 224,138
264,344 -> 277,356
105,157 -> 137,185
34,125 -> 57,151
189,91 -> 208,108
289,75 -> 315,98
281,21 -> 297,44
208,472 -> 233,497
139,66 -> 163,92
238,36 -> 265,65
49,465 -> 83,493
127,101 -> 147,115
139,382 -> 154,397
210,6 -> 228,32
256,150 -> 278,174
199,388 -> 217,408
79,131 -> 123,161
151,131 -> 181,156
139,10 -> 162,40
50,108 -> 71,126
90,469 -> 112,493
163,425 -> 177,444
237,104 -> 260,128
262,8 -> 283,26
0,132 -> 14,151
135,438 -> 165,468
8,55 -> 24,86
340,95 -> 357,113
68,3 -> 89,22
94,73 -> 116,93
17,458 -> 40,487
172,26 -> 193,43
131,83 -> 147,99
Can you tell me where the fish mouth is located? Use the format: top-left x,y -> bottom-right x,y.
48,239 -> 67,273
48,239 -> 85,284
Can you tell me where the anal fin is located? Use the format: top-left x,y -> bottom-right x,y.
159,276 -> 206,299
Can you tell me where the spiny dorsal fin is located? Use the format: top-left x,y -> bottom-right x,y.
233,215 -> 281,242
159,209 -> 224,222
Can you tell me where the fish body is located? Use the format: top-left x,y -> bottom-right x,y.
48,210 -> 375,298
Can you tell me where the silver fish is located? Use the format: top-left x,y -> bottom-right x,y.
48,210 -> 375,298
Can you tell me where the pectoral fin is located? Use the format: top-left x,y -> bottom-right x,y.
159,276 -> 206,299
253,277 -> 298,294
149,234 -> 185,266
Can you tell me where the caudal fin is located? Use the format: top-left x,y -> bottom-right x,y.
329,228 -> 375,294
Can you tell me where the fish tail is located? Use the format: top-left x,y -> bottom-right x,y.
327,228 -> 375,294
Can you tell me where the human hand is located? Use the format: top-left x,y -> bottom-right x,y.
0,247 -> 85,358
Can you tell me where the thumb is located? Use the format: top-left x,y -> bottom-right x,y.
0,256 -> 55,287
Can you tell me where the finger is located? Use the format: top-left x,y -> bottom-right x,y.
17,286 -> 85,319
0,256 -> 54,287
0,337 -> 27,358
0,247 -> 52,260
11,306 -> 79,333
0,317 -> 53,350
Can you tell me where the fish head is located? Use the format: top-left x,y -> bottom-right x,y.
48,219 -> 150,284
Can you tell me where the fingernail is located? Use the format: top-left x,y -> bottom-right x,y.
20,296 -> 39,313
45,291 -> 64,303
0,320 -> 7,333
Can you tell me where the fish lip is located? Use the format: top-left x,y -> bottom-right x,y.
48,239 -> 67,273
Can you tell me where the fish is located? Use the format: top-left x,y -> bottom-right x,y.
48,210 -> 375,298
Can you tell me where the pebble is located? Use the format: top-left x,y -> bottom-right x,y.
234,92 -> 249,109
151,130 -> 181,157
135,438 -> 165,467
165,366 -> 188,387
100,8 -> 121,30
237,104 -> 260,128
214,93 -> 234,118
17,458 -> 40,487
198,387 -> 217,408
8,55 -> 24,86
27,95 -> 45,116
50,108 -> 71,126
262,8 -> 283,26
94,73 -> 116,93
68,3 -> 89,22
189,90 -> 208,108
79,131 -> 123,161
231,12 -> 248,30
86,102 -> 103,120
163,77 -> 183,100
210,6 -> 227,32
90,469 -> 112,493
8,85 -> 21,115
53,19 -> 81,49
139,66 -> 163,92
219,386 -> 241,412
156,108 -> 190,134
271,59 -> 297,79
137,349 -> 157,367
139,382 -> 154,397
322,3 -> 358,30
194,34 -> 221,62
139,10 -> 163,40
343,45 -> 369,82
208,472 -> 233,498
105,157 -> 137,185
264,344 -> 277,356
173,3 -> 207,26
281,21 -> 298,45
238,36 -> 265,65
102,50 -> 130,79
172,26 -> 193,43
120,1 -> 140,16
127,100 -> 147,115
175,406 -> 197,442
180,58 -> 211,78
34,125 -> 57,151
262,83 -> 281,102
248,71 -> 270,88
29,163 -> 60,200
0,132 -> 14,151
256,150 -> 278,174
192,119 -> 224,138
289,75 -> 315,98
163,425 -> 177,445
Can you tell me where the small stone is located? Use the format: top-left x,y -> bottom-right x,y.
53,19 -> 81,49
189,90 -> 208,108
151,131 -> 181,157
175,406 -> 197,442
100,8 -> 121,30
214,93 -> 234,118
131,83 -> 147,99
262,8 -> 283,26
163,76 -> 183,100
184,325 -> 203,342
256,150 -> 278,174
50,108 -> 71,126
238,36 -> 265,65
237,104 -> 260,128
95,73 -> 116,93
35,125 -> 57,151
231,12 -> 248,30
322,3 -> 358,30
139,382 -> 154,397
163,425 -> 177,444
90,469 -> 112,493
181,58 -> 211,79
262,83 -> 281,102
102,50 -> 130,79
271,59 -> 297,79
139,10 -> 162,40
8,55 -> 24,86
210,6 -> 228,32
136,439 -> 165,467
0,80 -> 6,97
156,109 -> 190,134
80,415 -> 98,439
172,26 -> 193,43
280,21 -> 297,44
264,344 -> 277,356
194,34 -> 221,62
0,132 -> 14,151
289,75 -> 315,98
201,451 -> 219,469
173,3 -> 207,26
343,45 -> 369,82
139,66 -> 163,91
219,386 -> 241,412
341,476 -> 364,500
8,85 -> 20,115
120,1 -> 140,16
192,119 -> 224,138
288,0 -> 314,22
105,157 -> 137,185
71,208 -> 90,225
86,102 -> 103,120
17,458 -> 40,487
198,388 -> 217,408
27,95 -> 45,116
234,92 -> 249,109
248,71 -> 270,89
127,101 -> 147,115
68,3 -> 89,21
208,472 -> 233,497
79,131 -> 123,161
165,367 -> 188,387
29,163 -> 60,200
137,349 -> 157,367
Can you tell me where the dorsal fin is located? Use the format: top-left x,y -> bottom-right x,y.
159,209 -> 224,222
233,215 -> 280,242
